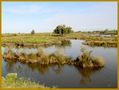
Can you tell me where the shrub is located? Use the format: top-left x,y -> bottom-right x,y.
31,30 -> 35,35
92,56 -> 105,67
75,46 -> 104,68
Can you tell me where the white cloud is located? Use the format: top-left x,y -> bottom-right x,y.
38,2 -> 117,32
4,4 -> 56,14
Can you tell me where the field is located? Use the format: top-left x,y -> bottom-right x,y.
2,32 -> 117,47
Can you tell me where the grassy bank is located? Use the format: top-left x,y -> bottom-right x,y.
64,33 -> 117,47
2,32 -> 117,47
83,40 -> 117,47
2,73 -> 48,88
2,33 -> 64,46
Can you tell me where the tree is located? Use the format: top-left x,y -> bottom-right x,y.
53,25 -> 73,35
31,29 -> 35,35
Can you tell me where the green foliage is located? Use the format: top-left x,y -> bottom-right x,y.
31,29 -> 35,35
2,31 -> 117,47
53,25 -> 73,35
2,33 -> 62,46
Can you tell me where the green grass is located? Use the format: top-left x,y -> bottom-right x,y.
2,73 -> 48,88
2,33 -> 63,45
2,32 -> 117,47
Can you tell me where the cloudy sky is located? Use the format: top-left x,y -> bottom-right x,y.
2,2 -> 117,33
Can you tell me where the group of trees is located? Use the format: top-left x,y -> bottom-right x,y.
31,25 -> 73,35
31,29 -> 35,35
30,27 -> 117,36
53,25 -> 73,35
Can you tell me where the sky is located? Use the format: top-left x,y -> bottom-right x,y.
2,2 -> 117,33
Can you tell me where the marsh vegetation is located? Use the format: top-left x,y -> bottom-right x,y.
2,73 -> 48,88
2,29 -> 117,47
3,46 -> 104,69
2,28 -> 117,88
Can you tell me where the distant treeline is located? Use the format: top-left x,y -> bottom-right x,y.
80,29 -> 117,35
2,24 -> 117,36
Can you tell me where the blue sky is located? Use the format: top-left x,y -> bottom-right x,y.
2,2 -> 117,33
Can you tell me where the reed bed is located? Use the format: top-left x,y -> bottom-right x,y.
3,46 -> 105,69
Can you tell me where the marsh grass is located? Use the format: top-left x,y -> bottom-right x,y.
2,73 -> 48,88
83,40 -> 117,47
74,46 -> 105,68
3,47 -> 70,64
2,33 -> 63,46
2,32 -> 117,47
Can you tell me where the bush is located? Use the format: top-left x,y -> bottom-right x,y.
31,30 -> 35,35
53,25 -> 73,35
75,46 -> 104,68
92,56 -> 105,67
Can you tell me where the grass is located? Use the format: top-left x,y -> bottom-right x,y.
74,46 -> 105,68
3,46 -> 105,69
2,32 -> 117,47
92,56 -> 105,67
3,47 -> 70,64
2,73 -> 48,88
64,32 -> 117,47
2,33 -> 63,46
83,40 -> 117,47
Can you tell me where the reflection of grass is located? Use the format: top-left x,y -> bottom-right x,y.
74,65 -> 102,84
2,73 -> 48,88
27,64 -> 63,75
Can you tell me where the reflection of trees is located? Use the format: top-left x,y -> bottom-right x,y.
57,40 -> 71,48
74,66 -> 103,84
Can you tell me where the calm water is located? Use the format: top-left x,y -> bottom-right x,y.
2,40 -> 117,88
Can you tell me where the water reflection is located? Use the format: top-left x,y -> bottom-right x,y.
4,60 -> 103,85
2,40 -> 117,88
4,61 -> 64,75
74,66 -> 103,84
60,40 -> 71,47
